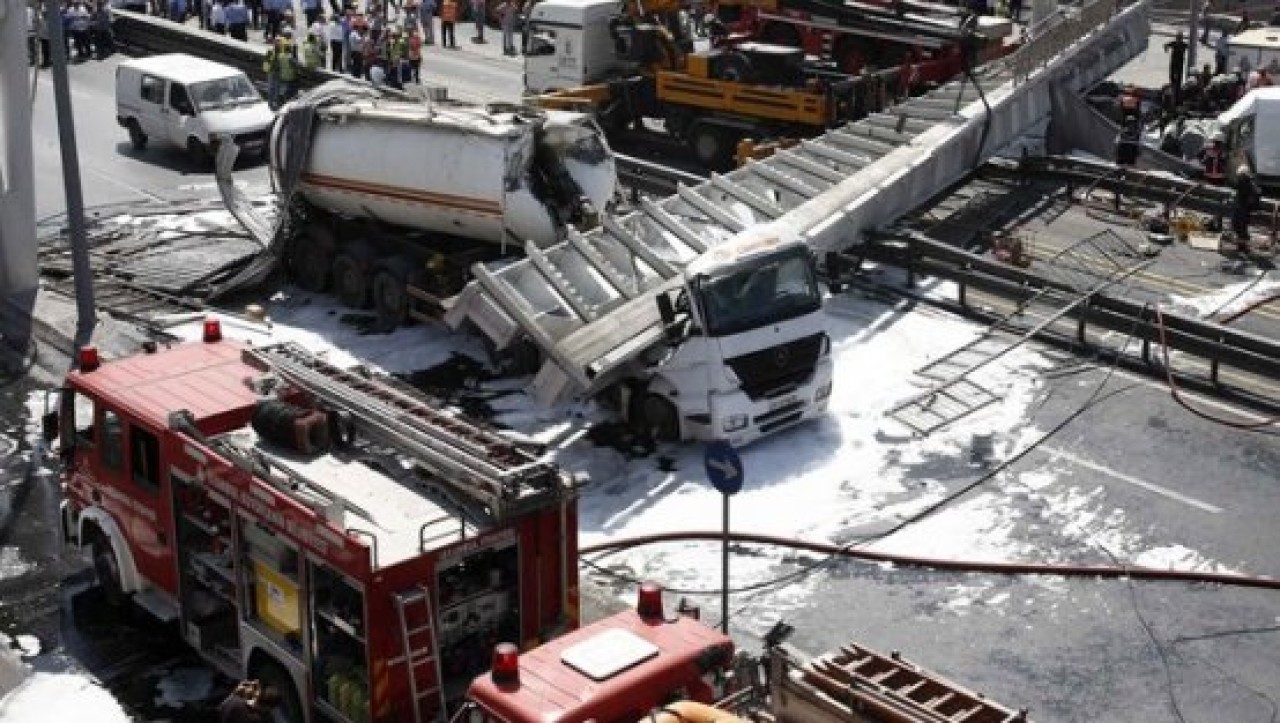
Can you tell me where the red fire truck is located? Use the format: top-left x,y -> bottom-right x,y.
713,0 -> 1018,82
53,324 -> 580,723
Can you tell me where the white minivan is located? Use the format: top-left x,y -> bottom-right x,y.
116,54 -> 275,165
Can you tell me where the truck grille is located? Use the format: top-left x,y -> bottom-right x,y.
725,333 -> 824,400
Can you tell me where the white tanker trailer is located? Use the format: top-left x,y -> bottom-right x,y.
256,82 -> 618,325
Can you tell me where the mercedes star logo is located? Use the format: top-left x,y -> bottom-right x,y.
773,347 -> 790,368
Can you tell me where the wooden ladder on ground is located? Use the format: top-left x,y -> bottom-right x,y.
394,586 -> 448,723
799,643 -> 1030,723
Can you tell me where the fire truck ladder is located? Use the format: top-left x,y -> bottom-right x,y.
887,234 -> 1153,436
243,343 -> 570,521
394,586 -> 448,723
801,642 -> 1029,722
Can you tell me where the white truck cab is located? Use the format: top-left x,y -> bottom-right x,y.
116,54 -> 274,165
523,0 -> 630,93
643,235 -> 833,446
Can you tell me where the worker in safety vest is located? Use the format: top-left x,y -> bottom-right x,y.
263,34 -> 299,110
1199,131 -> 1228,184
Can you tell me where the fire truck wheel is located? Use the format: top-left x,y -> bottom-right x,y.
637,392 -> 680,442
89,531 -> 126,608
252,660 -> 303,723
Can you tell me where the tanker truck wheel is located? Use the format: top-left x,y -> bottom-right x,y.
371,257 -> 415,329
332,248 -> 374,309
289,224 -> 336,292
634,392 -> 681,442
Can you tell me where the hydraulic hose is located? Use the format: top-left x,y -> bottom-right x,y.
581,530 -> 1280,591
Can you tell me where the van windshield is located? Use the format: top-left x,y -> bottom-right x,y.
191,76 -> 261,112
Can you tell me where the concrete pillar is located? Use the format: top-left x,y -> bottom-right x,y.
0,0 -> 39,298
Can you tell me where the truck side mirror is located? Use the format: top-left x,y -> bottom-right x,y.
42,411 -> 59,444
656,291 -> 685,342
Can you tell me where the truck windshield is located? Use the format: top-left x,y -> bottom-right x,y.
191,76 -> 260,112
696,248 -> 822,337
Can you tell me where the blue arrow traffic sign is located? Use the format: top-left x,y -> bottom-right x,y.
704,440 -> 744,496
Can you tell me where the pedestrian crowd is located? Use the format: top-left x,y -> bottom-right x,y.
27,0 -> 115,66
107,0 -> 529,105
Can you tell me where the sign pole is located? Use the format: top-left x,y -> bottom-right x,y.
721,491 -> 730,633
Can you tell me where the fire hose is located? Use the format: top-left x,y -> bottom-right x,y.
581,530 -> 1280,591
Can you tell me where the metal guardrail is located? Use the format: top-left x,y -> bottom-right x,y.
1006,0 -> 1123,83
868,230 -> 1280,387
613,153 -> 707,197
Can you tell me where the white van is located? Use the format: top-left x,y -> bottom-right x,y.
116,54 -> 275,165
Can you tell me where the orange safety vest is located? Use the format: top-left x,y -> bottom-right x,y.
441,0 -> 457,21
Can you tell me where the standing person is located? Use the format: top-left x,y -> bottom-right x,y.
440,0 -> 456,47
245,0 -> 259,29
68,2 -> 91,59
418,0 -> 435,44
91,1 -> 113,56
1232,165 -> 1261,251
263,34 -> 297,108
407,26 -> 421,82
262,0 -> 282,40
386,27 -> 405,87
328,10 -> 346,70
302,32 -> 323,67
226,0 -> 248,37
210,0 -> 226,32
1165,31 -> 1189,107
1199,131 -> 1228,184
302,0 -> 319,27
470,0 -> 484,42
498,0 -> 516,55
347,20 -> 365,76
1113,117 -> 1141,209
1214,30 -> 1229,75
403,0 -> 418,33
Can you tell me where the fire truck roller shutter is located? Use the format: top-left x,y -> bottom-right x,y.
78,507 -> 145,600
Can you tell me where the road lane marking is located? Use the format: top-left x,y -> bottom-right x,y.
1041,446 -> 1223,514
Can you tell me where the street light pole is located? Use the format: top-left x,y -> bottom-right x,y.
43,0 -> 97,353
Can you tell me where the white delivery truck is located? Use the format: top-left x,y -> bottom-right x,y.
116,53 -> 275,165
1216,86 -> 1280,186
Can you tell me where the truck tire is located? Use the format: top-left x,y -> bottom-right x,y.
835,37 -> 869,74
251,659 -> 304,723
371,256 -> 415,329
88,528 -> 126,608
332,252 -> 373,309
187,137 -> 210,168
689,124 -> 736,171
127,120 -> 147,151
289,224 -> 336,292
636,392 -> 680,442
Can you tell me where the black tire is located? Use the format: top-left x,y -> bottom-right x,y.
370,256 -> 415,329
636,392 -> 680,442
835,38 -> 869,74
689,124 -> 736,171
332,253 -> 373,309
717,51 -> 752,82
127,120 -> 147,150
759,22 -> 800,48
251,660 -> 304,723
89,529 -> 126,608
288,224 -> 336,292
187,137 -> 210,167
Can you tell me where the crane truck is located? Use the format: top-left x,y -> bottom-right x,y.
51,326 -> 580,723
219,82 -> 834,447
455,582 -> 1033,722
522,0 -> 1017,169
